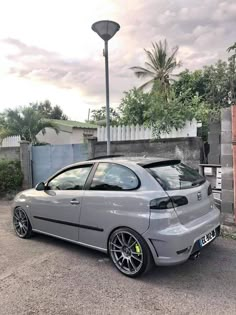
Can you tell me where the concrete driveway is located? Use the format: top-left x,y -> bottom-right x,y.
1,201 -> 236,315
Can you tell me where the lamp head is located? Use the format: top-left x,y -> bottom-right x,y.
92,20 -> 120,41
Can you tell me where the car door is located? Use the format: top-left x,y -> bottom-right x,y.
78,162 -> 150,250
30,164 -> 93,241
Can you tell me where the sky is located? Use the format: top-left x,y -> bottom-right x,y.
0,0 -> 236,122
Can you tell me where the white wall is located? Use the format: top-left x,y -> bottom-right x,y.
97,120 -> 198,142
71,128 -> 97,144
37,128 -> 73,145
37,127 -> 97,145
0,136 -> 21,147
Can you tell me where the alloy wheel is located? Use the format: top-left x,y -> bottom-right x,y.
109,231 -> 144,276
13,208 -> 30,238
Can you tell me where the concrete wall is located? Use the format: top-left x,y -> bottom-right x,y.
221,108 -> 234,224
208,121 -> 221,164
89,137 -> 202,169
0,146 -> 20,160
232,106 -> 236,224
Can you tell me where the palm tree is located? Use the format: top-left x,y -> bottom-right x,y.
130,40 -> 181,92
227,42 -> 236,54
0,106 -> 59,144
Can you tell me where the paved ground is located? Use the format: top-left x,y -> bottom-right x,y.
1,201 -> 236,315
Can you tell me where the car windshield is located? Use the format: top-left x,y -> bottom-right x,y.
147,162 -> 205,190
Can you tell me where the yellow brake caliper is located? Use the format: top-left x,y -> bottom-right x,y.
135,243 -> 141,256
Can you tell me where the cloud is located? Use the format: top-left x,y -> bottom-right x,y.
3,38 -> 104,97
2,37 -> 140,106
2,0 -> 236,106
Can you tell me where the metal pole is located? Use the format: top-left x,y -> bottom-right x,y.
104,40 -> 110,155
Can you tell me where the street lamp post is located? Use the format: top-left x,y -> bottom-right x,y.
92,20 -> 120,155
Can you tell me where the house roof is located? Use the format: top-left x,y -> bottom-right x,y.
51,120 -> 97,130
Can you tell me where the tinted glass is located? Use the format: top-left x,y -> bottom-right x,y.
48,166 -> 92,190
149,163 -> 205,190
90,163 -> 139,191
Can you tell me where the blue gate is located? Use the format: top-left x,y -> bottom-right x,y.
31,143 -> 88,186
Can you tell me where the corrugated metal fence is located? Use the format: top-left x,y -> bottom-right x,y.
31,143 -> 88,186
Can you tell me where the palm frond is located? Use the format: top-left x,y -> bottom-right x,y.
138,78 -> 155,91
41,120 -> 60,134
227,42 -> 236,53
0,128 -> 16,143
131,39 -> 181,91
144,48 -> 159,70
144,62 -> 158,73
130,66 -> 155,78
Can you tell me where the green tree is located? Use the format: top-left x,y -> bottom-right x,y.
203,60 -> 230,110
173,61 -> 231,120
32,100 -> 68,120
144,84 -> 210,138
173,69 -> 208,98
120,43 -> 236,139
0,106 -> 59,144
0,160 -> 23,195
130,40 -> 181,92
118,88 -> 150,125
227,42 -> 236,57
227,42 -> 236,104
117,83 -> 213,139
90,106 -> 120,126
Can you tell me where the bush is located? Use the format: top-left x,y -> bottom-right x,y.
0,160 -> 23,195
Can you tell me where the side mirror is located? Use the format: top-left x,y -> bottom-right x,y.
35,182 -> 45,191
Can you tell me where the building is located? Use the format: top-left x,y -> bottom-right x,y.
36,120 -> 97,145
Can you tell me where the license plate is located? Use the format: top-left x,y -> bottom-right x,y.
199,229 -> 216,247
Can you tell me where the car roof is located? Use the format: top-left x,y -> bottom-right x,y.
84,156 -> 181,167
46,156 -> 181,181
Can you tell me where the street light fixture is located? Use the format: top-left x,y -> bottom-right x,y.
92,20 -> 120,155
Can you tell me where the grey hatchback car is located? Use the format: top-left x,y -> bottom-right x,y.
12,157 -> 221,277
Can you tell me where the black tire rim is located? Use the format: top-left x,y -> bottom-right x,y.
13,208 -> 29,237
109,231 -> 144,275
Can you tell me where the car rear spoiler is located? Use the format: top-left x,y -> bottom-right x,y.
87,155 -> 124,161
140,159 -> 181,168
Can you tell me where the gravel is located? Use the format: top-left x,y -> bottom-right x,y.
1,201 -> 236,315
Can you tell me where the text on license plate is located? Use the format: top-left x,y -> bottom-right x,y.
199,230 -> 216,247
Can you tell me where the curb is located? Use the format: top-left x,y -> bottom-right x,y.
221,224 -> 236,239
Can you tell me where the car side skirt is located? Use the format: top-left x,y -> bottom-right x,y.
32,229 -> 108,253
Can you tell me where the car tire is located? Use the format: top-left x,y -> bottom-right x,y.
108,227 -> 153,278
13,207 -> 33,239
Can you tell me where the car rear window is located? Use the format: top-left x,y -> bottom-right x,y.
147,163 -> 205,190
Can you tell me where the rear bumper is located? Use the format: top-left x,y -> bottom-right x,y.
190,225 -> 220,255
143,206 -> 221,266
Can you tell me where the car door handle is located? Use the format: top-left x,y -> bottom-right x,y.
70,199 -> 80,205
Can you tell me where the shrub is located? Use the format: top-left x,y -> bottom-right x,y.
0,160 -> 23,195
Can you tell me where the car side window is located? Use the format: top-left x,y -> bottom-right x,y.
47,166 -> 92,190
90,163 -> 139,191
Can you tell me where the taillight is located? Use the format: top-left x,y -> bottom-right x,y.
150,196 -> 188,210
171,196 -> 188,207
208,184 -> 212,196
150,197 -> 173,210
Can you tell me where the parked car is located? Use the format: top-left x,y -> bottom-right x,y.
12,157 -> 221,277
